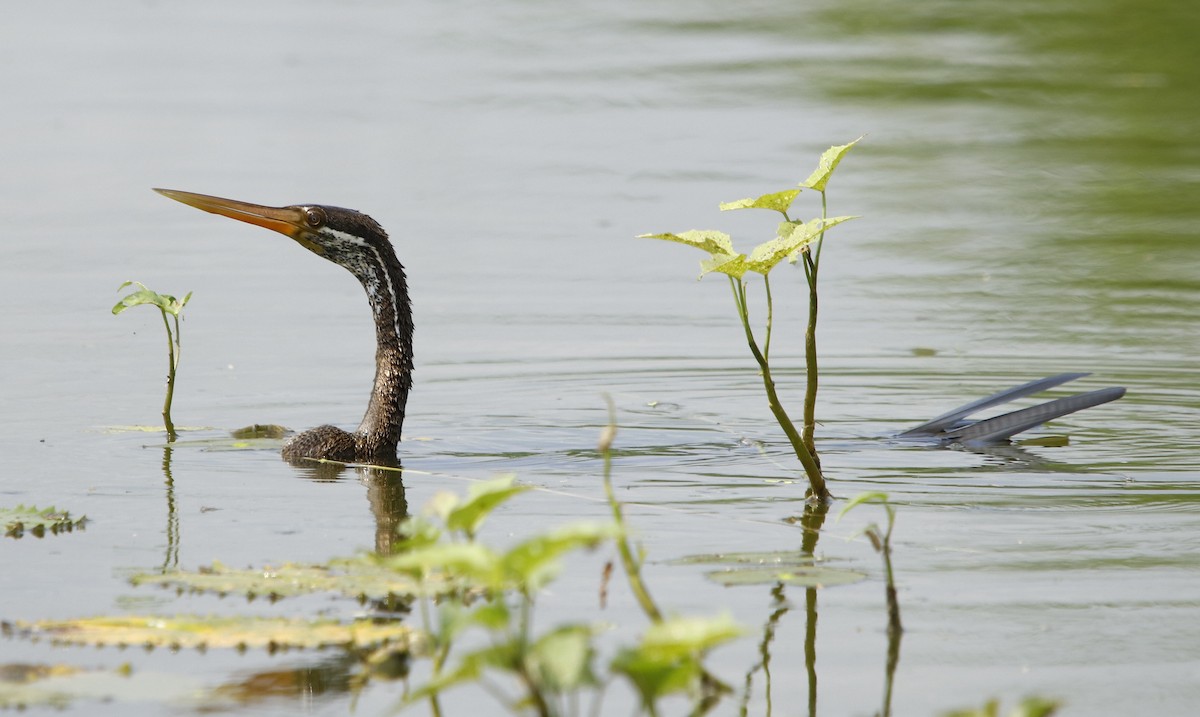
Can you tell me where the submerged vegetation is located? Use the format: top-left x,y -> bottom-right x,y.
640,138 -> 861,503
112,281 -> 191,442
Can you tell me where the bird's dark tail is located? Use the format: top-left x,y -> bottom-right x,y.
940,386 -> 1126,446
897,373 -> 1125,445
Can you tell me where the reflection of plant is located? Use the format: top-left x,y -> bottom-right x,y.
640,139 -> 861,503
112,281 -> 191,442
839,492 -> 901,637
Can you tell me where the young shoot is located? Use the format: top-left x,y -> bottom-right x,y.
639,138 -> 862,504
112,281 -> 191,442
839,491 -> 902,636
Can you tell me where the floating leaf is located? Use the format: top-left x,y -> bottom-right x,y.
799,136 -> 863,192
705,565 -> 866,587
719,189 -> 801,214
670,550 -> 866,588
130,557 -> 461,601
9,615 -> 419,652
229,424 -> 289,440
943,697 -> 1061,717
3,505 -> 87,539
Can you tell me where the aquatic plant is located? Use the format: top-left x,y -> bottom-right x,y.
2,505 -> 87,539
640,138 -> 861,503
944,696 -> 1061,717
112,281 -> 191,442
839,491 -> 902,637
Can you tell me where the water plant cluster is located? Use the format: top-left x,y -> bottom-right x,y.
2,141 -> 1062,714
639,137 -> 859,503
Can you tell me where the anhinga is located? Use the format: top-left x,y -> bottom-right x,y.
154,189 -> 1124,463
155,188 -> 412,464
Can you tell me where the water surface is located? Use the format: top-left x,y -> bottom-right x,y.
1,1 -> 1198,715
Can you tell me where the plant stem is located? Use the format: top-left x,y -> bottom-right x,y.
159,309 -> 179,442
729,277 -> 830,503
881,507 -> 902,637
600,400 -> 663,622
802,256 -> 819,463
801,191 -> 830,463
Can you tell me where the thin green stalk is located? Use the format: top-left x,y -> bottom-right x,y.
159,309 -> 179,442
762,275 -> 774,362
729,277 -> 829,502
881,506 -> 902,637
802,260 -> 819,462
600,399 -> 663,622
801,191 -> 829,461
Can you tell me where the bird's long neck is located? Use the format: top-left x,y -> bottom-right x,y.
347,240 -> 413,459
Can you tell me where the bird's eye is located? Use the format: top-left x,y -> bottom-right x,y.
305,208 -> 326,227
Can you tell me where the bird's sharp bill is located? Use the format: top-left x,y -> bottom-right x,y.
153,188 -> 308,239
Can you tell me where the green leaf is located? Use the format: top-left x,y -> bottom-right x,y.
705,565 -> 866,588
800,136 -> 863,192
130,557 -> 459,602
942,697 -> 1061,717
446,475 -> 530,539
9,615 -> 418,652
718,189 -> 801,214
528,624 -> 598,691
837,491 -> 891,520
502,522 -> 622,592
638,230 -> 735,257
743,216 -> 856,274
112,282 -> 190,317
384,542 -> 503,589
2,505 -> 87,539
637,614 -> 744,660
611,649 -> 700,704
612,615 -> 741,705
699,251 -> 750,279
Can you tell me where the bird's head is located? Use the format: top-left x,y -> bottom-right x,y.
153,189 -> 390,269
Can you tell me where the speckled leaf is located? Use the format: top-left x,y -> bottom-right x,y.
698,251 -> 750,279
719,189 -> 801,214
637,230 -> 735,257
745,216 -> 856,274
799,136 -> 863,192
2,505 -> 87,539
130,558 -> 459,601
9,615 -> 419,653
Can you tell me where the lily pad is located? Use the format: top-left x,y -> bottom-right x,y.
130,558 -> 465,602
669,551 -> 866,588
2,505 -> 87,539
6,615 -> 420,653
